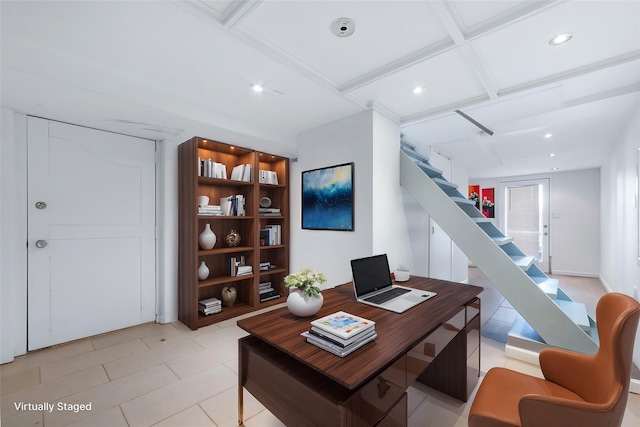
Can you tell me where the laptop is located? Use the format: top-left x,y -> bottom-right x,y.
350,254 -> 436,313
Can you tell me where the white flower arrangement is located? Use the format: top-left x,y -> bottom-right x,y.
284,269 -> 327,297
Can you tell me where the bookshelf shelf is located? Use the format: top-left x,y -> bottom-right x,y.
179,137 -> 289,329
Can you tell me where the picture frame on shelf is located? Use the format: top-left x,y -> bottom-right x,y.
301,162 -> 354,231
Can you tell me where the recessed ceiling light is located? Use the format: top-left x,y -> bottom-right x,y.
549,33 -> 573,46
413,86 -> 424,95
549,153 -> 557,157
544,133 -> 553,139
552,167 -> 559,171
251,83 -> 264,93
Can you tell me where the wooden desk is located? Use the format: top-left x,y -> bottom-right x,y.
237,276 -> 482,426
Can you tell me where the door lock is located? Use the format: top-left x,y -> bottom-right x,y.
35,240 -> 48,248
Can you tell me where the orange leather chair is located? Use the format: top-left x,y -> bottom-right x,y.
469,292 -> 640,427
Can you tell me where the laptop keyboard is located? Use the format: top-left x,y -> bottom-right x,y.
364,287 -> 411,304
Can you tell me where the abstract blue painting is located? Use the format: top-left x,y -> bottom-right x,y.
302,163 -> 354,231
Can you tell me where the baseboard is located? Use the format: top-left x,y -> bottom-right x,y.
504,344 -> 540,366
551,270 -> 599,278
630,378 -> 640,394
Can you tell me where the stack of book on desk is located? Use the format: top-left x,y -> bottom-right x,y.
199,297 -> 221,316
302,311 -> 376,357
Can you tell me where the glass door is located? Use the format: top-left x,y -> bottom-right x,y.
499,178 -> 550,273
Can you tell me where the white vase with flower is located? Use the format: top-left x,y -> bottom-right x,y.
284,269 -> 327,317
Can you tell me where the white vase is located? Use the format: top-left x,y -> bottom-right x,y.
286,288 -> 323,317
197,261 -> 209,281
199,223 -> 216,250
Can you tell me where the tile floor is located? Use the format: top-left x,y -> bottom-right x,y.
2,268 -> 639,427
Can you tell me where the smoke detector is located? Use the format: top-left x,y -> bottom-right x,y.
331,17 -> 356,37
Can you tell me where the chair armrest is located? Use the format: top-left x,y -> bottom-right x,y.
539,347 -> 594,397
519,394 -> 613,427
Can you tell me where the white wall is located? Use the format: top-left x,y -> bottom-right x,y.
292,110 -> 412,288
600,106 -> 640,367
551,169 -> 600,276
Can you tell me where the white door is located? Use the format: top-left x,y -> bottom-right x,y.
429,150 -> 452,280
27,117 -> 156,350
499,178 -> 550,273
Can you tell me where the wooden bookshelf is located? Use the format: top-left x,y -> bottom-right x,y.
178,137 -> 289,329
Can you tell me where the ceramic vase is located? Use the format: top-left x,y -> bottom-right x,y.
199,224 -> 216,250
286,288 -> 323,317
197,261 -> 210,281
222,286 -> 237,307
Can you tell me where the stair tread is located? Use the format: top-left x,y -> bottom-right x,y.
531,277 -> 559,299
491,236 -> 514,245
510,255 -> 535,269
451,196 -> 475,205
554,299 -> 590,332
432,177 -> 458,189
416,161 -> 443,178
401,148 -> 430,164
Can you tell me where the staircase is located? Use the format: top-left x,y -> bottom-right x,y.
399,142 -> 599,357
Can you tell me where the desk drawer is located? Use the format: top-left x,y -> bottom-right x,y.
407,308 -> 464,385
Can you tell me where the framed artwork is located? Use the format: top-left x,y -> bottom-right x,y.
302,162 -> 354,231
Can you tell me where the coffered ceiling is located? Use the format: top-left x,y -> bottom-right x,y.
2,1 -> 639,178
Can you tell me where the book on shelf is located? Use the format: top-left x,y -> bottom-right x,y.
310,311 -> 375,340
220,195 -> 245,216
258,208 -> 281,216
259,170 -> 279,185
301,330 -> 376,357
198,158 -> 227,179
198,205 -> 223,216
230,164 -> 252,182
236,265 -> 253,276
259,262 -> 273,271
259,281 -> 272,289
259,290 -> 281,302
260,225 -> 281,246
198,297 -> 222,315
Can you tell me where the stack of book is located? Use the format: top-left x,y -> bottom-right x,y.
198,205 -> 223,216
302,311 -> 376,357
258,207 -> 281,216
199,297 -> 221,316
259,281 -> 280,302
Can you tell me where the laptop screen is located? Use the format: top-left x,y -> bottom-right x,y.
351,254 -> 393,296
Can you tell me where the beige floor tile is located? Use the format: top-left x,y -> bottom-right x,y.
406,385 -> 428,417
141,325 -> 201,349
91,322 -> 177,350
153,405 -> 217,427
193,325 -> 249,349
223,359 -> 239,375
201,386 -> 266,427
504,359 -> 543,378
66,406 -> 129,427
1,407 -> 43,427
2,365 -> 108,417
0,365 -> 40,396
120,364 -> 236,427
241,408 -> 286,427
40,339 -> 149,383
104,338 -> 204,380
43,364 -> 178,427
0,340 -> 95,376
622,392 -> 640,427
166,340 -> 237,379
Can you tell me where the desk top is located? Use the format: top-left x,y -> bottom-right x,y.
237,276 -> 482,390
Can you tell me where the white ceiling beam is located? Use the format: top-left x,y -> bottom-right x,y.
222,0 -> 263,30
339,39 -> 456,94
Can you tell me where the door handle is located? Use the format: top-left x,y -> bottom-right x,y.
35,240 -> 48,248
